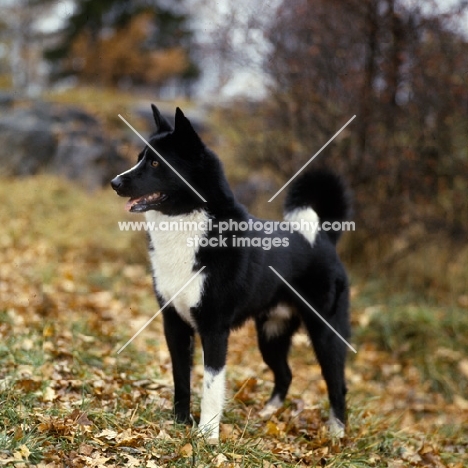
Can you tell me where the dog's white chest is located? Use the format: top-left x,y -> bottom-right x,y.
145,210 -> 208,328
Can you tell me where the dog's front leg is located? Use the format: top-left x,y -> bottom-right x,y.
162,308 -> 194,424
198,330 -> 229,443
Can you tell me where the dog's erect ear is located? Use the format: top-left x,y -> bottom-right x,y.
174,107 -> 203,152
151,104 -> 173,133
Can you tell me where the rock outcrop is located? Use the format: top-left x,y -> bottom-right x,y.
0,102 -> 127,190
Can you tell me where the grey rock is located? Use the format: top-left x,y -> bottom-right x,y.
0,114 -> 57,176
52,132 -> 123,191
0,91 -> 15,108
0,102 -> 126,190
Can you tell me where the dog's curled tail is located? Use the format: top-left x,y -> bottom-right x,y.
284,168 -> 352,245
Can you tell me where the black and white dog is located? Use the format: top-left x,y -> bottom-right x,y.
111,105 -> 351,442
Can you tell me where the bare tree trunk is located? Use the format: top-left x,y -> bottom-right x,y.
357,0 -> 378,163
10,13 -> 27,91
385,0 -> 403,133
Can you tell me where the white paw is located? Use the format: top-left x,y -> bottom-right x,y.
326,413 -> 345,438
198,421 -> 219,444
205,436 -> 219,445
259,395 -> 283,419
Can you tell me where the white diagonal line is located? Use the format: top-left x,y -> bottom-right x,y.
268,115 -> 356,202
117,266 -> 206,354
118,114 -> 207,203
269,266 -> 357,353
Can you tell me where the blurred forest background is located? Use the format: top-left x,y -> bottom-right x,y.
1,0 -> 468,466
0,0 -> 467,289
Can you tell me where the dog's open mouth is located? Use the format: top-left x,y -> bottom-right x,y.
125,192 -> 167,212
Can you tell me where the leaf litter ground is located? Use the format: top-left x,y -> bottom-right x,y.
0,177 -> 467,467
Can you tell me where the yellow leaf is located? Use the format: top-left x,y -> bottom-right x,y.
78,444 -> 94,456
220,424 -> 238,441
458,359 -> 468,379
13,444 -> 30,460
180,443 -> 193,457
212,453 -> 228,467
42,386 -> 56,402
43,324 -> 54,337
96,429 -> 118,440
454,395 -> 468,409
156,429 -> 172,440
265,421 -> 280,436
122,454 -> 139,467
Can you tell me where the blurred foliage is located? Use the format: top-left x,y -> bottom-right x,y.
67,13 -> 189,87
210,100 -> 468,301
0,0 -> 57,92
45,0 -> 199,92
224,0 -> 468,267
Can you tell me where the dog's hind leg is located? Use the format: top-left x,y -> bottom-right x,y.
162,308 -> 195,424
255,305 -> 300,418
300,288 -> 350,437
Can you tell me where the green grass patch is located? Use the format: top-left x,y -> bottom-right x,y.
353,288 -> 468,400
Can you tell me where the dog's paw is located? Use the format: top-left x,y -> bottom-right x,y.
259,395 -> 283,419
174,413 -> 193,426
197,422 -> 219,444
326,413 -> 345,439
204,436 -> 219,445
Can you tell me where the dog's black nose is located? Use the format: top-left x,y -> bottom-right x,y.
110,176 -> 122,191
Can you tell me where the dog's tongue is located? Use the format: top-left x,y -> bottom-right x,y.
125,192 -> 162,211
125,196 -> 144,212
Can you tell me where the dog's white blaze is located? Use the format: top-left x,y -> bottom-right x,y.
284,207 -> 320,245
263,303 -> 293,339
145,210 -> 208,329
117,157 -> 145,177
199,366 -> 226,441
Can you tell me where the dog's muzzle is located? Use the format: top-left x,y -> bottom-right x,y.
110,175 -> 123,191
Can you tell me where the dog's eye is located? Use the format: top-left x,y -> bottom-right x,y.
151,160 -> 159,168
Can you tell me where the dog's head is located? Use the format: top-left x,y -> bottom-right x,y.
111,105 -> 206,215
